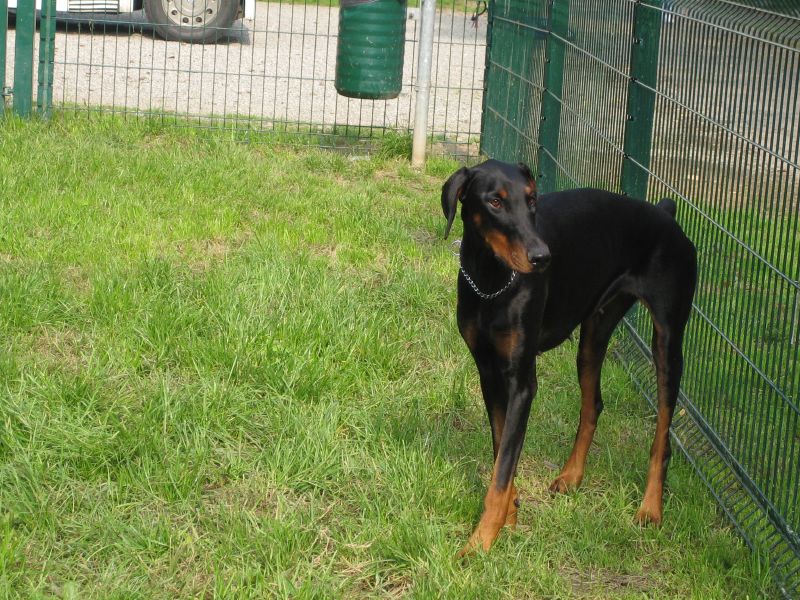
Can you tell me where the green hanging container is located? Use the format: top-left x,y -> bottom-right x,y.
335,0 -> 408,100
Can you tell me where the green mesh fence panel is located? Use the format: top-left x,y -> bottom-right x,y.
481,0 -> 799,596
3,0 -> 488,158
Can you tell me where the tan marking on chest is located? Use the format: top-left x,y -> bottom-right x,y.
493,329 -> 521,360
460,319 -> 478,351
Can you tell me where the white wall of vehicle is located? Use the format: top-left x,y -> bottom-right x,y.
8,0 -> 252,20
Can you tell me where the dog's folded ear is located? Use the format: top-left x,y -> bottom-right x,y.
517,162 -> 536,196
441,167 -> 470,239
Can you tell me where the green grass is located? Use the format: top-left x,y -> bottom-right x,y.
0,115 -> 774,598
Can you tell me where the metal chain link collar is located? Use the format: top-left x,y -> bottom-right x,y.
453,240 -> 518,300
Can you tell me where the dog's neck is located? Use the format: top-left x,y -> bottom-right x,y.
460,229 -> 516,294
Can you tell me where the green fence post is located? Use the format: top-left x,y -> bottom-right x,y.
620,0 -> 663,200
38,0 -> 57,117
536,0 -> 569,194
0,0 -> 8,114
478,0 -> 494,157
13,0 -> 36,117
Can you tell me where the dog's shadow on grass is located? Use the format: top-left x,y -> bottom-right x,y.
367,368 -> 502,512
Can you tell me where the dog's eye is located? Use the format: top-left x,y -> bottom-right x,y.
488,197 -> 502,209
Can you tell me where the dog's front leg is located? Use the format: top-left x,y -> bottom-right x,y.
472,360 -> 520,529
459,364 -> 537,556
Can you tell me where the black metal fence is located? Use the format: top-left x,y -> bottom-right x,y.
0,0 -> 486,158
481,0 -> 799,596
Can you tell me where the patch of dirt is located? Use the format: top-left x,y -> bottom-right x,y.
249,209 -> 271,221
308,243 -> 339,263
373,167 -> 440,192
562,565 -> 656,599
28,326 -> 89,372
179,233 -> 253,273
429,141 -> 480,161
450,412 -> 474,432
373,168 -> 404,182
201,476 -> 313,520
410,228 -> 438,246
62,265 -> 91,295
344,567 -> 413,600
515,467 -> 562,507
156,552 -> 215,599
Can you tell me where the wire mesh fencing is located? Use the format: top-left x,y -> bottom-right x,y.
482,0 -> 799,596
3,0 -> 799,594
1,0 -> 487,158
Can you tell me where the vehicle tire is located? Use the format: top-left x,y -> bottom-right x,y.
144,0 -> 240,43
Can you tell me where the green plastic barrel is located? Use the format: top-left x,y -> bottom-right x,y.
335,0 -> 408,100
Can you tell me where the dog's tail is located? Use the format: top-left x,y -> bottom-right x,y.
657,197 -> 677,218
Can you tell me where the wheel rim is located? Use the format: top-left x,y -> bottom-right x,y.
161,0 -> 219,28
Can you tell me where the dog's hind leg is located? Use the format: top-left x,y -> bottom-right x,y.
636,289 -> 694,525
550,294 -> 636,494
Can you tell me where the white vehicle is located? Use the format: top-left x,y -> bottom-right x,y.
8,0 -> 256,43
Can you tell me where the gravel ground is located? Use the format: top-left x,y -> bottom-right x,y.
3,3 -> 487,144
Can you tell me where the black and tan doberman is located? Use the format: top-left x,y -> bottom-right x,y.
442,159 -> 697,555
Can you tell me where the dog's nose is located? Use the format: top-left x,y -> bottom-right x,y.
528,250 -> 551,271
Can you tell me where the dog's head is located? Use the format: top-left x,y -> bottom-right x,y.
442,160 -> 551,273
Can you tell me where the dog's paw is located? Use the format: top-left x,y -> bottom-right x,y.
456,536 -> 485,559
504,499 -> 519,529
548,475 -> 579,494
457,518 -> 505,559
456,542 -> 475,559
634,506 -> 663,527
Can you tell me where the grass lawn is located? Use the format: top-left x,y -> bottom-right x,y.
0,116 -> 773,598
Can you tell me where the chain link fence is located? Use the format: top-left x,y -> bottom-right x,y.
482,0 -> 799,596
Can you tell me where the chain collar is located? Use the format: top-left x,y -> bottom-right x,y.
454,240 -> 518,300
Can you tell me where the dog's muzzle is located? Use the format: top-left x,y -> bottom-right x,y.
527,248 -> 551,272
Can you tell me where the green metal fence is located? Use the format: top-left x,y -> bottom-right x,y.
0,0 -> 487,158
482,0 -> 799,596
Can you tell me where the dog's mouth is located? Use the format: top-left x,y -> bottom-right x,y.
484,230 -> 551,274
508,250 -> 535,273
485,232 -> 531,273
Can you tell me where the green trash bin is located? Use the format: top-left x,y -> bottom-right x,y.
335,0 -> 408,100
